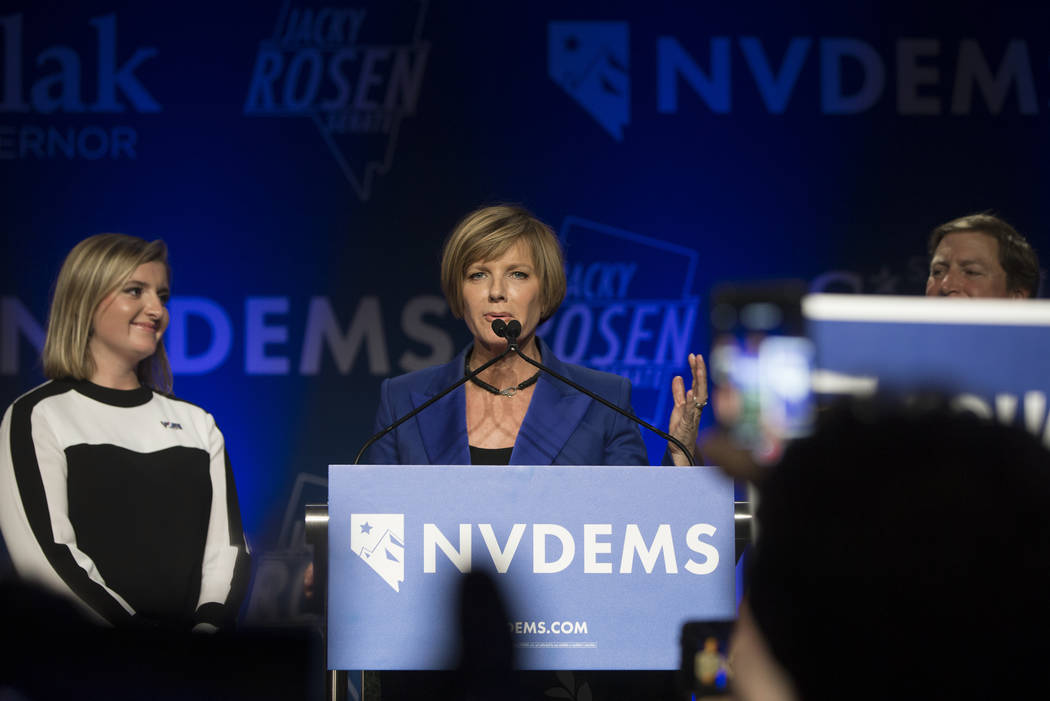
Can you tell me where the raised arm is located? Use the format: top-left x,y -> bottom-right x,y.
667,353 -> 708,466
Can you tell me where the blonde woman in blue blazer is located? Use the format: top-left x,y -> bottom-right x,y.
366,205 -> 706,467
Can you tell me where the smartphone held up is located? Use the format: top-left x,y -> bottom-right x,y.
709,281 -> 815,466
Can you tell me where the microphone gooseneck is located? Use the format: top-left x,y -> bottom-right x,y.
353,327 -> 514,464
510,344 -> 697,466
356,317 -> 695,465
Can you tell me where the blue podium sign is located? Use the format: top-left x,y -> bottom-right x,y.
327,465 -> 735,670
805,295 -> 1050,446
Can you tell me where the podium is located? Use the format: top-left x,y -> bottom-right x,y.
308,465 -> 739,698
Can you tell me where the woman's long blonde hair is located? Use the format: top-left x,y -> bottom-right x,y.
42,233 -> 173,392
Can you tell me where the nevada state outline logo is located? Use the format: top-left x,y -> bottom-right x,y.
244,2 -> 430,200
350,513 -> 405,592
539,217 -> 699,432
548,21 -> 630,141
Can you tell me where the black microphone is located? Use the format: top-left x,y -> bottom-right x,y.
353,320 -> 514,464
503,320 -> 521,349
490,319 -> 521,351
511,337 -> 697,466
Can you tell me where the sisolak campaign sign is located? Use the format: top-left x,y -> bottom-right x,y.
805,294 -> 1050,448
327,465 -> 735,670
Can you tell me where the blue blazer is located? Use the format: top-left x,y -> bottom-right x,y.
365,339 -> 651,466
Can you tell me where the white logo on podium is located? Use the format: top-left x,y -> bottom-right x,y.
350,514 -> 405,592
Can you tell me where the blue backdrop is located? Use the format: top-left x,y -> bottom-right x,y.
2,0 -> 1048,625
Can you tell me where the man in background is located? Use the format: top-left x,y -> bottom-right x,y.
925,213 -> 1040,298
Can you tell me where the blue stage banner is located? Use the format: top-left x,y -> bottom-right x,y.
805,295 -> 1050,446
327,464 -> 735,670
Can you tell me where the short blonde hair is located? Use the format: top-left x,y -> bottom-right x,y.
43,234 -> 173,392
440,205 -> 567,323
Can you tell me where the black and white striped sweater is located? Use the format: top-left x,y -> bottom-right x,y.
0,380 -> 250,630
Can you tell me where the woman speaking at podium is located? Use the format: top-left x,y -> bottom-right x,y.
366,204 -> 706,466
0,234 -> 250,631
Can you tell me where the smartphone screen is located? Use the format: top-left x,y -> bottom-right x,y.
709,282 -> 814,466
679,620 -> 735,700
